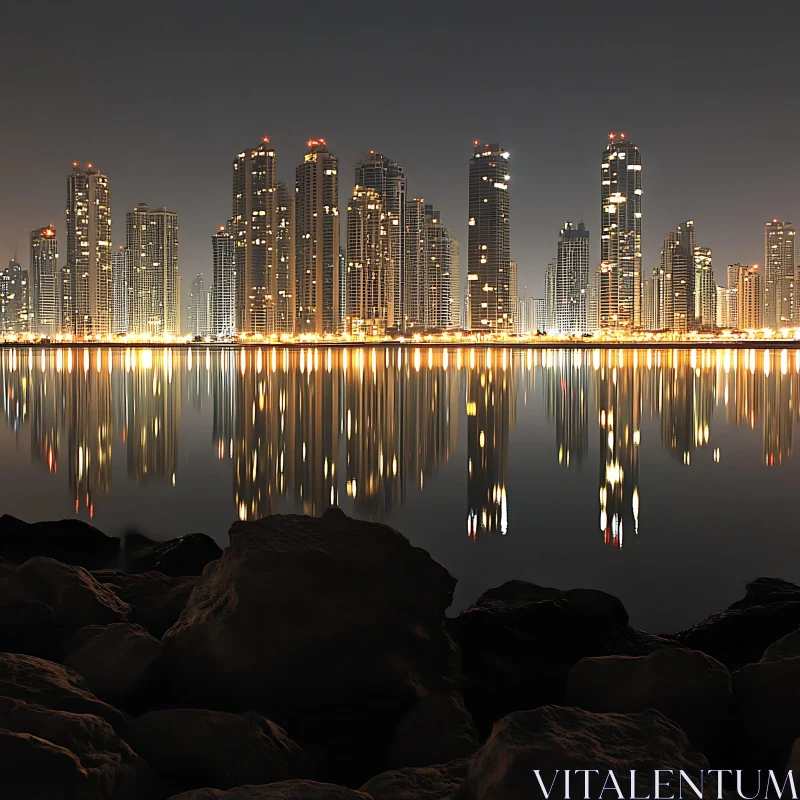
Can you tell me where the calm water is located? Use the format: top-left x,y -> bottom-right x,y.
2,344 -> 799,632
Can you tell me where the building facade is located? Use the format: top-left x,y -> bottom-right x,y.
694,245 -> 716,330
188,274 -> 210,338
716,285 -> 738,329
450,237 -> 461,328
659,220 -> 696,332
274,182 -> 295,334
544,258 -> 557,333
212,225 -> 237,339
111,246 -> 132,334
555,221 -> 590,334
65,164 -> 112,337
599,133 -> 642,329
295,140 -> 340,334
764,219 -> 796,327
737,265 -> 763,330
0,260 -> 29,334
467,142 -> 511,332
30,225 -> 59,336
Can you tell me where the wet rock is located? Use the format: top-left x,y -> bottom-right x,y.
389,692 -> 477,769
0,652 -> 128,732
124,532 -> 222,577
361,758 -> 468,799
762,627 -> 800,661
465,706 -> 714,800
125,708 -> 311,793
162,509 -> 459,783
166,782 -> 372,799
92,570 -> 197,638
0,696 -> 160,799
449,580 -> 679,734
734,656 -> 800,767
566,648 -> 732,751
0,514 -> 120,569
64,623 -> 162,707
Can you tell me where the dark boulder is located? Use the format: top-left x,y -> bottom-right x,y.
464,706 -> 714,800
449,580 -> 680,734
125,708 -> 311,793
0,652 -> 128,732
162,509 -> 459,784
566,648 -> 732,752
166,781 -> 372,799
0,515 -> 119,569
0,594 -> 62,660
361,758 -> 468,799
124,532 -> 222,577
729,577 -> 800,609
762,628 -> 800,661
64,623 -> 162,708
389,692 -> 477,769
0,696 -> 161,799
92,570 -> 197,638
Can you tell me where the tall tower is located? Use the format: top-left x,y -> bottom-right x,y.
346,186 -> 390,333
599,133 -> 642,329
126,203 -> 179,336
295,139 -> 340,334
0,261 -> 29,334
764,219 -> 796,327
188,274 -> 210,338
30,225 -> 59,335
354,152 -> 405,329
545,258 -> 557,332
274,182 -> 296,334
212,225 -> 236,339
65,163 -> 111,337
468,141 -> 511,332
693,245 -> 716,330
659,220 -> 696,332
111,245 -> 132,334
450,237 -> 461,328
738,265 -> 763,330
555,221 -> 590,333
232,138 -> 277,334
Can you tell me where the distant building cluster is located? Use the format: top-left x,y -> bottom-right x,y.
3,133 -> 794,339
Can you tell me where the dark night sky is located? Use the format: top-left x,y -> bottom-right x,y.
2,0 -> 799,302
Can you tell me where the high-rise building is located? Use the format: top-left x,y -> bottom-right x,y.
232,139 -> 277,334
30,226 -> 59,336
65,163 -> 111,337
212,225 -> 236,339
764,220 -> 796,327
274,182 -> 295,334
716,285 -> 738,329
694,245 -> 716,330
659,221 -> 696,332
126,203 -> 180,336
354,152 -> 405,330
737,265 -> 763,330
346,186 -> 391,333
467,141 -> 511,332
642,276 -> 655,331
727,264 -> 741,290
533,298 -> 547,332
544,259 -> 557,333
509,260 -> 518,327
599,133 -> 642,329
0,260 -> 29,334
425,208 -> 454,329
188,274 -> 210,338
555,221 -> 590,333
450,237 -> 461,328
111,246 -> 132,334
295,139 -> 340,334
515,296 -> 535,334
405,198 -> 426,329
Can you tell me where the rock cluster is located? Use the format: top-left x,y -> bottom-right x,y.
0,509 -> 798,798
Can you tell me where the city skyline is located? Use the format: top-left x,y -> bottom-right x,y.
2,3 -> 798,304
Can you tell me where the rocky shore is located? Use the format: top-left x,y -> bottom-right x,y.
1,509 -> 799,798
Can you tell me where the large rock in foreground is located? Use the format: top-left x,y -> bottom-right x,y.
124,532 -> 222,577
125,708 -> 311,793
0,515 -> 120,569
566,648 -> 732,751
361,758 -> 468,799
0,697 -> 160,799
163,510 -> 459,780
465,706 -> 714,800
0,652 -> 128,732
167,782 -> 372,799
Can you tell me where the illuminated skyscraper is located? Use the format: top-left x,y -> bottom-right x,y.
0,260 -> 29,334
65,164 -> 111,337
111,246 -> 132,334
716,285 -> 738,329
346,186 -> 391,333
275,182 -> 296,334
599,134 -> 642,329
693,245 -> 716,330
450,237 -> 461,328
232,139 -> 277,334
296,139 -> 340,334
544,259 -> 556,332
764,220 -> 796,327
737,264 -> 763,330
509,260 -> 518,325
30,226 -> 59,335
211,225 -> 236,339
354,152 -> 405,330
659,220 -> 696,332
555,221 -> 590,333
126,203 -> 180,336
467,142 -> 511,331
188,274 -> 210,338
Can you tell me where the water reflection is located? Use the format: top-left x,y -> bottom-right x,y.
1,346 -> 799,548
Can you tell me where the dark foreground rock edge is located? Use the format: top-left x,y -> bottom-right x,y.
1,509 -> 799,799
